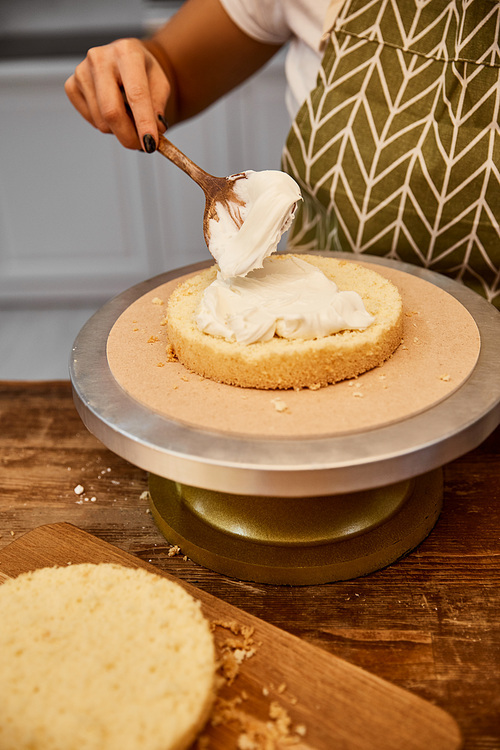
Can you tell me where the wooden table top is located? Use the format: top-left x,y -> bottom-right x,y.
1,380 -> 499,749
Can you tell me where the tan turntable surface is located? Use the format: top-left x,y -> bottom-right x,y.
107,262 -> 480,439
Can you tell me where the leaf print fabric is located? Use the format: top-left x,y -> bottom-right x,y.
283,0 -> 500,307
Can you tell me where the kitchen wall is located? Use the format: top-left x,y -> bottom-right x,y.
0,1 -> 290,379
1,0 -> 144,31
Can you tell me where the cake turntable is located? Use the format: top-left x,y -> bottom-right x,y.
70,253 -> 500,584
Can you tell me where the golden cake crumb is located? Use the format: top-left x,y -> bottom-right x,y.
167,545 -> 182,557
271,397 -> 288,413
268,701 -> 292,734
209,693 -> 305,750
165,343 -> 178,362
237,734 -> 257,750
211,620 -> 256,686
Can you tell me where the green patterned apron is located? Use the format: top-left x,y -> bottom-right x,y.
282,0 -> 500,307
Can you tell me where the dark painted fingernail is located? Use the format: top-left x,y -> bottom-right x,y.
143,133 -> 156,153
158,114 -> 169,130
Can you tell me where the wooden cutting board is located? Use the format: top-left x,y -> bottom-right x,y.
0,523 -> 462,750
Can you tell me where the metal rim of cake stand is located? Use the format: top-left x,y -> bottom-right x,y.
70,253 -> 500,499
70,253 -> 499,583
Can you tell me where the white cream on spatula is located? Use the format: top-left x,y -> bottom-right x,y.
208,170 -> 302,279
199,169 -> 374,345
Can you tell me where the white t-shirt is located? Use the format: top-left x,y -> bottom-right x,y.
219,0 -> 331,118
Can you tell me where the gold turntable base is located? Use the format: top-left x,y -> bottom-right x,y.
148,470 -> 443,584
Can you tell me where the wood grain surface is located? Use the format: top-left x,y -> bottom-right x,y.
1,381 -> 499,748
0,522 -> 461,750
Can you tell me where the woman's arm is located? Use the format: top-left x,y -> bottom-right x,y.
65,0 -> 283,152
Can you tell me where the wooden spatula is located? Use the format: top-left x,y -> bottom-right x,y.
157,134 -> 247,248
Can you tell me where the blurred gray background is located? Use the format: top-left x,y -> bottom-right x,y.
0,0 -> 289,378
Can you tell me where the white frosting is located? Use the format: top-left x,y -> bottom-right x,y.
196,256 -> 374,345
208,170 -> 302,279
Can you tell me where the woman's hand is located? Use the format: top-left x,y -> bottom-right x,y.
64,0 -> 282,151
64,37 -> 169,152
